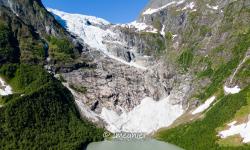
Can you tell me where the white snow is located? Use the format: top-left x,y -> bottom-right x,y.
224,85 -> 241,95
75,99 -> 100,122
182,2 -> 196,10
219,119 -> 250,143
206,4 -> 219,10
119,21 -> 158,33
142,0 -> 187,15
143,1 -> 176,15
106,53 -> 148,70
172,34 -> 178,40
48,8 -> 110,26
0,77 -> 12,96
48,8 -> 113,53
192,96 -> 216,115
228,121 -> 237,126
177,0 -> 186,5
100,97 -> 184,133
160,25 -> 166,37
7,0 -> 19,16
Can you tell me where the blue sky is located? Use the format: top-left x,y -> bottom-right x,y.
42,0 -> 149,23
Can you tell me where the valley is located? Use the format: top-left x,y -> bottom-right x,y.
0,0 -> 250,149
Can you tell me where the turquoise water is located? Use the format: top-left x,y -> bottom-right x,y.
86,139 -> 183,150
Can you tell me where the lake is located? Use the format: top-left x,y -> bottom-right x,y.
86,139 -> 183,150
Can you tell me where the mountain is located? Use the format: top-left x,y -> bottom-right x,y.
0,0 -> 87,70
0,0 -> 104,149
49,0 -> 250,149
0,0 -> 250,149
137,0 -> 250,149
49,8 -> 191,133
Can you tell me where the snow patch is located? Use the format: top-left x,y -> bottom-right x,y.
119,21 -> 158,33
7,0 -> 19,16
172,34 -> 178,40
106,53 -> 147,70
100,97 -> 184,133
206,4 -> 219,10
0,77 -> 12,96
224,85 -> 241,95
177,0 -> 186,5
143,1 -> 176,15
182,2 -> 196,10
160,25 -> 166,37
219,118 -> 250,143
192,96 -> 216,115
228,121 -> 237,126
75,99 -> 100,122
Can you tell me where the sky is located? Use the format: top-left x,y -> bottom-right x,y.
41,0 -> 149,23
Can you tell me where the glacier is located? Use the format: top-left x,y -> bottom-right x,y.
49,8 -> 187,134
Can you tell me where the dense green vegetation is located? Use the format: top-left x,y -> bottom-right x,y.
47,36 -> 75,62
196,31 -> 250,101
0,22 -> 19,64
0,64 -> 104,149
157,86 -> 250,150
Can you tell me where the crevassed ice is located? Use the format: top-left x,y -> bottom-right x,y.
48,8 -> 148,70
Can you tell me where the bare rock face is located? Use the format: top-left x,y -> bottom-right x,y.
61,49 -> 193,123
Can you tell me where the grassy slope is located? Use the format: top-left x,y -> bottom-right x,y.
0,64 -> 104,150
156,86 -> 250,150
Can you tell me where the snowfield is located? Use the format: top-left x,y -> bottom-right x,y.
142,1 -> 176,15
206,4 -> 219,10
119,21 -> 158,33
0,77 -> 12,96
224,85 -> 241,95
219,118 -> 250,143
63,79 -> 184,134
142,0 -> 187,15
182,2 -> 196,11
192,96 -> 216,115
100,97 -> 184,134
